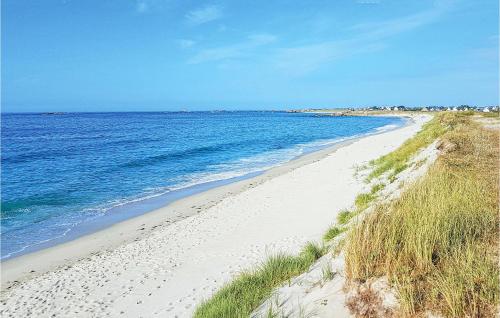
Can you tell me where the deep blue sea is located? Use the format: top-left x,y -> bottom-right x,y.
1,111 -> 405,259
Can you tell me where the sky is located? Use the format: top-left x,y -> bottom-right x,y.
2,0 -> 499,112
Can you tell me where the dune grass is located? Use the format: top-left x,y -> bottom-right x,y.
194,242 -> 326,318
367,113 -> 452,181
479,111 -> 499,118
337,209 -> 355,225
370,183 -> 385,194
323,225 -> 346,241
345,114 -> 499,316
354,193 -> 376,211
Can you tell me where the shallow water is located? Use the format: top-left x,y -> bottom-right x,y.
1,111 -> 405,259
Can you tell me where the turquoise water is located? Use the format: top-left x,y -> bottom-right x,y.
1,111 -> 405,259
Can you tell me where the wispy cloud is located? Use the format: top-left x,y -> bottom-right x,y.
136,0 -> 149,13
185,1 -> 454,74
471,46 -> 498,61
356,0 -> 381,4
188,33 -> 276,64
135,0 -> 170,13
274,2 -> 452,75
276,40 -> 385,75
349,9 -> 441,39
185,5 -> 223,26
178,39 -> 196,49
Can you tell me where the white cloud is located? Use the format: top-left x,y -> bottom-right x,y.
349,9 -> 441,39
178,39 -> 196,49
274,3 -> 451,75
471,46 -> 498,61
185,5 -> 223,26
186,1 -> 454,74
188,33 -> 276,64
276,40 -> 385,75
246,34 -> 277,45
135,0 -> 173,14
136,0 -> 149,13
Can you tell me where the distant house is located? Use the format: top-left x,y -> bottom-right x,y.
452,107 -> 458,112
385,106 -> 392,111
483,107 -> 490,113
421,107 -> 429,112
446,107 -> 452,111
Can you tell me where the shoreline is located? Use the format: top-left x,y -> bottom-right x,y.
1,115 -> 406,262
1,118 -> 408,288
0,114 -> 429,318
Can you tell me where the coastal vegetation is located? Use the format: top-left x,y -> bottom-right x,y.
194,242 -> 326,318
337,209 -> 355,225
346,113 -> 499,316
323,225 -> 346,241
480,111 -> 500,118
367,114 -> 447,181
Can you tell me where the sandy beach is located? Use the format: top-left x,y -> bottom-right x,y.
0,115 -> 430,318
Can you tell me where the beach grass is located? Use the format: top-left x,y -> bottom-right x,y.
345,114 -> 499,316
194,242 -> 326,318
370,183 -> 385,194
479,111 -> 499,118
354,193 -> 376,210
323,225 -> 346,241
337,209 -> 355,225
367,113 -> 451,181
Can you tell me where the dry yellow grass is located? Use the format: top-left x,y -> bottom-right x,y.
345,114 -> 499,317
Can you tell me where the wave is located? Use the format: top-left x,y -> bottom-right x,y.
375,124 -> 399,132
120,140 -> 252,169
120,135 -> 354,199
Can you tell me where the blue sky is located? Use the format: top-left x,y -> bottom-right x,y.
2,0 -> 498,112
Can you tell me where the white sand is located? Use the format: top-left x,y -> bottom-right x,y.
0,115 -> 430,318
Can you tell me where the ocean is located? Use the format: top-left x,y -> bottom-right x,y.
1,111 -> 405,259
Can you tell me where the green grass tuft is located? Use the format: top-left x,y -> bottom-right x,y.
354,193 -> 376,210
367,113 -> 450,181
321,263 -> 335,282
337,209 -> 355,225
300,241 -> 326,262
194,242 -> 326,318
370,183 -> 385,194
323,226 -> 346,241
